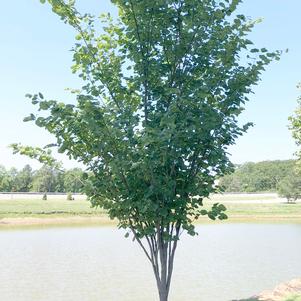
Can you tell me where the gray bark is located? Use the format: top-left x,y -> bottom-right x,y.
130,222 -> 180,301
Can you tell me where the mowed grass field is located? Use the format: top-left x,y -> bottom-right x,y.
0,194 -> 300,226
0,198 -> 103,218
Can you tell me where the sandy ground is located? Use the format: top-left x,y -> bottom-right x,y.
0,216 -> 117,227
1,215 -> 300,228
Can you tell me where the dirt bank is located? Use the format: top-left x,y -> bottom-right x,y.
256,278 -> 301,301
0,216 -> 117,228
234,279 -> 301,301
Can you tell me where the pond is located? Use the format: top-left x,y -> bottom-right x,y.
0,223 -> 300,301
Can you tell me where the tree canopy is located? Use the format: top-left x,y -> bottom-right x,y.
219,160 -> 296,192
16,0 -> 280,300
277,171 -> 301,203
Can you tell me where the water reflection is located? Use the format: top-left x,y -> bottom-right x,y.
0,224 -> 300,301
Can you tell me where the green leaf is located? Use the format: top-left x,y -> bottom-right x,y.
218,204 -> 227,211
82,172 -> 89,180
23,114 -> 36,122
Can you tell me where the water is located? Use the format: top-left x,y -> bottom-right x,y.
0,224 -> 300,301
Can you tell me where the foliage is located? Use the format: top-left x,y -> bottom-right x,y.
0,165 -> 33,192
0,164 -> 86,193
20,0 -> 280,299
286,85 -> 301,203
219,160 -> 297,192
290,84 -> 301,169
277,170 -> 301,203
14,165 -> 34,192
10,144 -> 62,170
63,168 -> 85,193
0,166 -> 14,192
31,165 -> 63,193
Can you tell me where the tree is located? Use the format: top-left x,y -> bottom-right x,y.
219,160 -> 296,192
63,168 -> 85,193
290,84 -> 301,167
277,171 -> 301,203
6,167 -> 18,192
0,164 -> 33,192
0,165 -> 11,192
284,85 -> 301,204
14,165 -> 33,192
16,0 -> 280,299
31,165 -> 62,194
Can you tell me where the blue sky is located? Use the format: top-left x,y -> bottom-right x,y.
0,0 -> 300,169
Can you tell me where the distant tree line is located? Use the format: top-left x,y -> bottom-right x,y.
0,164 -> 85,193
219,160 -> 298,193
1,160 -> 300,199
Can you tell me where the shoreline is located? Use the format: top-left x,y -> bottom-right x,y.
0,216 -> 117,228
1,214 -> 300,229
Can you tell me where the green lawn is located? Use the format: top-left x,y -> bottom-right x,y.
0,199 -> 104,218
220,203 -> 301,219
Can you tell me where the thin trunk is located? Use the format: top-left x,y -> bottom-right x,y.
158,282 -> 168,301
157,246 -> 169,301
132,222 -> 180,301
154,225 -> 179,301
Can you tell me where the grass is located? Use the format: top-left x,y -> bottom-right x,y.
219,203 -> 301,218
0,199 -> 104,218
0,194 -> 300,226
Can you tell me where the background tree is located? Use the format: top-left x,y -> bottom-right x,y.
290,84 -> 301,167
0,165 -> 11,192
219,160 -> 296,192
282,84 -> 301,204
31,165 -> 63,194
63,168 -> 85,193
277,171 -> 301,203
15,0 -> 280,300
14,165 -> 33,192
7,167 -> 18,192
0,161 -> 87,193
0,165 -> 34,192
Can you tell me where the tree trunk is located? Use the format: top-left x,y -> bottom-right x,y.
158,285 -> 168,301
130,223 -> 180,301
157,254 -> 169,301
